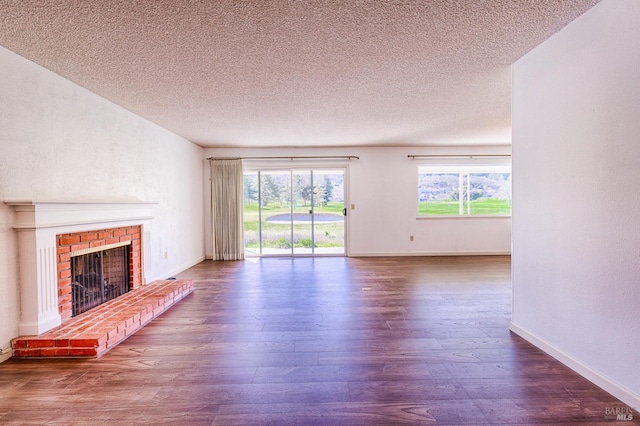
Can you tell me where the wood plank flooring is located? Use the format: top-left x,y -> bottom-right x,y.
0,256 -> 635,425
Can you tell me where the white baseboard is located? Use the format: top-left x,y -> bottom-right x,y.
509,322 -> 640,411
0,348 -> 12,364
204,252 -> 511,259
348,250 -> 511,257
149,256 -> 206,282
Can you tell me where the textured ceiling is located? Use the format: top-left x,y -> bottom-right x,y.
0,0 -> 600,148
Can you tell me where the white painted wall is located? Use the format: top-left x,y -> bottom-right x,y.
204,146 -> 511,258
0,46 -> 205,358
511,0 -> 640,409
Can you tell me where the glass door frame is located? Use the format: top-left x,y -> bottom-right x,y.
243,165 -> 348,258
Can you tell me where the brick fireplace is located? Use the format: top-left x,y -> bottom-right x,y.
4,201 -> 156,336
57,226 -> 142,321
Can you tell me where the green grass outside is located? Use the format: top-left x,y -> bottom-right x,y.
244,201 -> 345,249
418,198 -> 511,216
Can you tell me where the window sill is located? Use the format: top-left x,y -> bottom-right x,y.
416,215 -> 512,220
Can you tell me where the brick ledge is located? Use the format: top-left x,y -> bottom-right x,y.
11,279 -> 193,358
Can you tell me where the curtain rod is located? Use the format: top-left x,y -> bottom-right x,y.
207,155 -> 359,161
407,154 -> 511,159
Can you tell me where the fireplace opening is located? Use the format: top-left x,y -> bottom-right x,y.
71,242 -> 131,317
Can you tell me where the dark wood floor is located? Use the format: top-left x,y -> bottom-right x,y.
0,256 -> 635,425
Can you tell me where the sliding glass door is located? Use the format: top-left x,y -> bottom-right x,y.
243,169 -> 346,256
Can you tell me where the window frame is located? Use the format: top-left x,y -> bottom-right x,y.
417,161 -> 512,218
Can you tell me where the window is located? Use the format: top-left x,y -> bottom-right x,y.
418,164 -> 511,216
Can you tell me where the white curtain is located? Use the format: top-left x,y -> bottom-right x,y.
210,159 -> 244,260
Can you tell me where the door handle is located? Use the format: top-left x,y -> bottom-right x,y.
343,208 -> 347,216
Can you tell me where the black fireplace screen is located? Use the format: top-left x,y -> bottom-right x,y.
71,245 -> 130,316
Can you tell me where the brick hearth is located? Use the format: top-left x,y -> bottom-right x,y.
12,279 -> 193,358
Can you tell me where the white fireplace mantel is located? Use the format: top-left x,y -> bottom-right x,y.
5,200 -> 156,336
